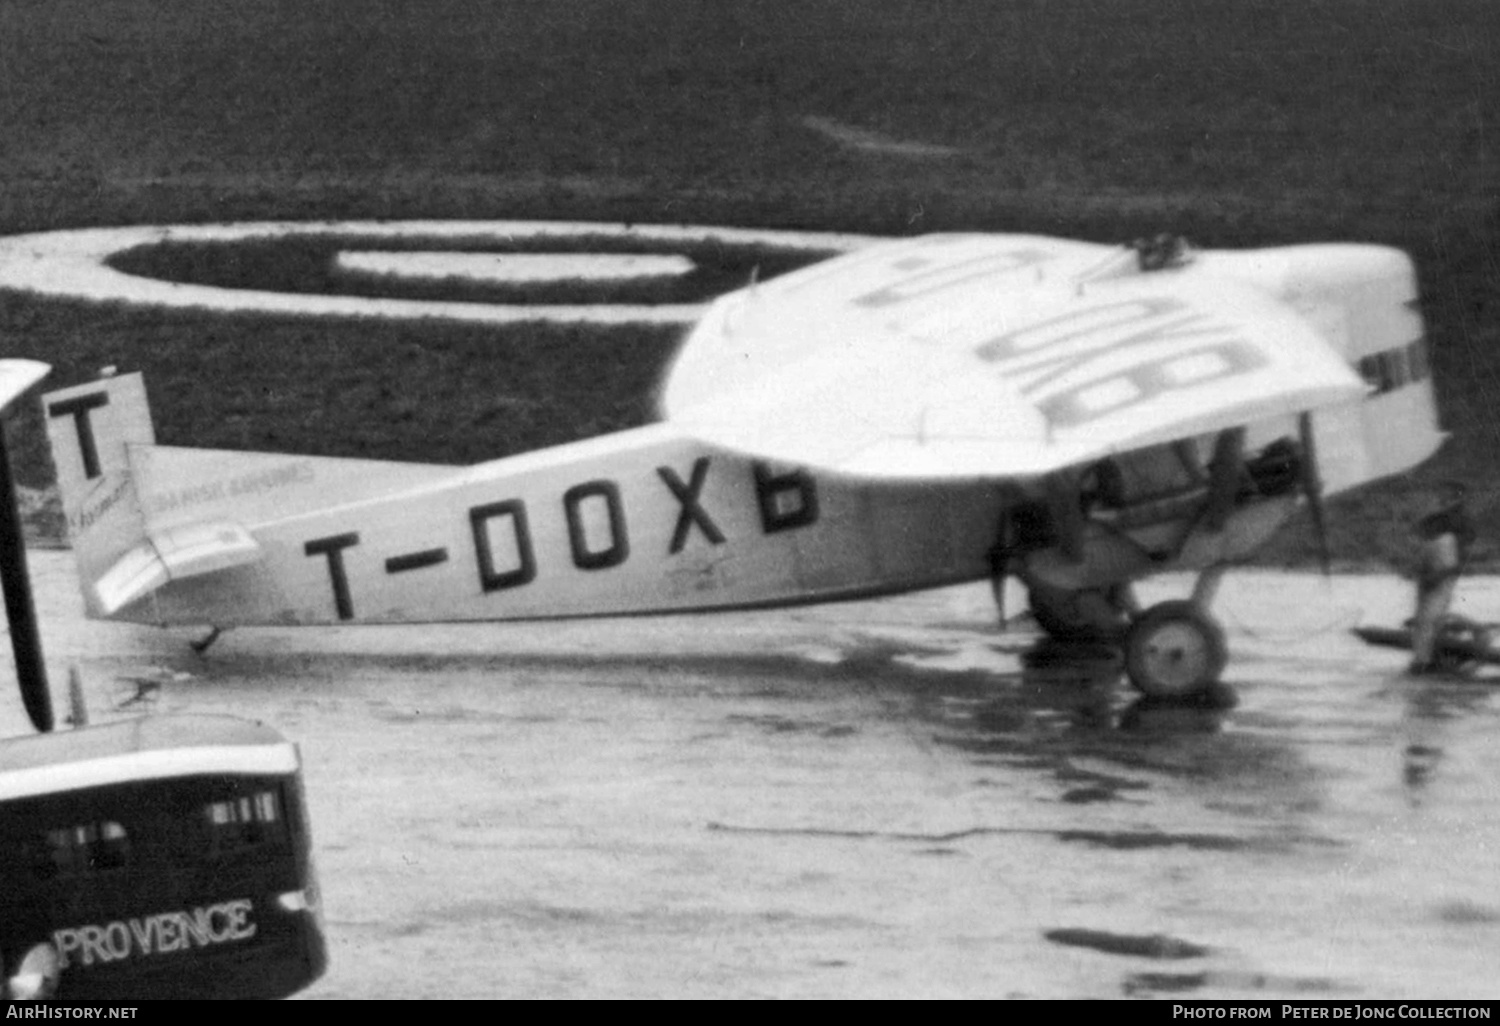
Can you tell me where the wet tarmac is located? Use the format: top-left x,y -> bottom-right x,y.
6,553 -> 1500,999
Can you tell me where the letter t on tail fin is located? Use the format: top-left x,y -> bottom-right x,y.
43,372 -> 156,618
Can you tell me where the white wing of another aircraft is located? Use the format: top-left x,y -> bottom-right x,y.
0,360 -> 49,410
664,234 -> 1368,478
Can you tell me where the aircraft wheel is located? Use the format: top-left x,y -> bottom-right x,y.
1124,601 -> 1228,699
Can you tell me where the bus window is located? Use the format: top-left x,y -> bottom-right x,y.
205,788 -> 284,854
35,821 -> 130,879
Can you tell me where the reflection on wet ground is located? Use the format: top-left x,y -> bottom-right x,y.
9,559 -> 1500,998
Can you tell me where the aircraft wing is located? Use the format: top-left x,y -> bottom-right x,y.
0,359 -> 49,415
94,520 -> 261,615
665,260 -> 1368,479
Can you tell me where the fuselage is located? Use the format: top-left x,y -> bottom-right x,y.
117,428 -> 1009,626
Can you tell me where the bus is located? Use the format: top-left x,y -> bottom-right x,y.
0,714 -> 327,1000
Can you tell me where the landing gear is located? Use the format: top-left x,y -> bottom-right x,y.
1018,569 -> 1231,699
1025,581 -> 1133,642
190,626 -> 223,655
1122,600 -> 1228,699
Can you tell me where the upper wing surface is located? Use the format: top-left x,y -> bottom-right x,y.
663,236 -> 1366,478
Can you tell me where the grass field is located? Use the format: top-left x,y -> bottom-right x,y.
1,0 -> 1496,567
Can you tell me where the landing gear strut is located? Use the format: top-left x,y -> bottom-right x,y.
1021,567 -> 1231,699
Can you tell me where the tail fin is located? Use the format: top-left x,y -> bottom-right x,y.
42,372 -> 155,618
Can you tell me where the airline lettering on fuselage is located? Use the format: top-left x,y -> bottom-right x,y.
470,499 -> 536,593
385,547 -> 449,574
307,458 -> 819,620
148,460 -> 316,517
563,480 -> 629,570
69,477 -> 130,535
53,899 -> 256,969
304,533 -> 359,621
973,296 -> 1267,426
754,463 -> 818,533
657,457 -> 724,553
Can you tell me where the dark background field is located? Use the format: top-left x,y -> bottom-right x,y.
1,0 -> 1496,567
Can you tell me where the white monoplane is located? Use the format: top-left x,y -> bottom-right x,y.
36,233 -> 1444,697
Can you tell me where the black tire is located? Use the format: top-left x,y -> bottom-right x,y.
1124,600 -> 1228,699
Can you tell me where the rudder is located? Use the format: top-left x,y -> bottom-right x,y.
42,372 -> 155,618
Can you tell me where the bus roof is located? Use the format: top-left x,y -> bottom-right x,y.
0,716 -> 299,801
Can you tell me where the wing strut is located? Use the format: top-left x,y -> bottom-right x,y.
1201,428 -> 1247,532
1298,412 -> 1332,576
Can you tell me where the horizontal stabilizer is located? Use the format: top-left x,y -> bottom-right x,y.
94,520 -> 261,615
0,360 -> 49,415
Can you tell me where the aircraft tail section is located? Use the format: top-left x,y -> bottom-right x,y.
44,370 -> 460,620
42,372 -> 159,617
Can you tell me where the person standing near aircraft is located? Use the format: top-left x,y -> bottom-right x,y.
1408,482 -> 1476,674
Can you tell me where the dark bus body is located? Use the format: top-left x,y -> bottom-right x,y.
0,715 -> 326,1000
